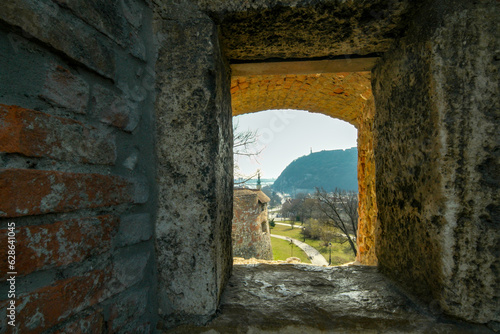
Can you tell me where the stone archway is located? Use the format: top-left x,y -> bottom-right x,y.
0,0 -> 495,332
230,72 -> 378,265
154,0 -> 498,328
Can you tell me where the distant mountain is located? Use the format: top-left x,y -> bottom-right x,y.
272,148 -> 358,194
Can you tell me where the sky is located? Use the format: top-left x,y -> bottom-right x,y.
234,109 -> 357,179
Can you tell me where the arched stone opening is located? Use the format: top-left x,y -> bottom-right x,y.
231,73 -> 378,265
0,0 -> 495,332
153,0 -> 497,328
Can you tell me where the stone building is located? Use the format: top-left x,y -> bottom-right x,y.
232,188 -> 273,260
0,0 -> 497,332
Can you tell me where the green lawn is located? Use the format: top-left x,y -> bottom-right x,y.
271,237 -> 311,263
271,222 -> 355,265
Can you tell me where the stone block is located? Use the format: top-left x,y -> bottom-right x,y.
109,248 -> 150,295
123,150 -> 139,170
122,0 -> 145,29
0,169 -> 134,217
0,104 -> 116,165
115,213 -> 152,248
106,287 -> 149,333
39,64 -> 89,114
52,0 -> 147,61
0,0 -> 116,78
0,215 -> 119,280
154,15 -> 233,327
91,84 -> 140,132
53,0 -> 128,46
128,29 -> 147,61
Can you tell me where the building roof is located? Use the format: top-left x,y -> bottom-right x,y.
234,188 -> 270,203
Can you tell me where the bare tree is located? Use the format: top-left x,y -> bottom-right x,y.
233,121 -> 264,185
314,188 -> 359,256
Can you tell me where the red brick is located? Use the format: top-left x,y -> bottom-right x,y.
0,104 -> 116,165
12,270 -> 109,334
0,169 -> 134,217
0,215 -> 119,280
40,64 -> 89,114
230,85 -> 240,94
54,311 -> 104,334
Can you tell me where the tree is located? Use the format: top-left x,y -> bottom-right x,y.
280,193 -> 318,224
281,193 -> 306,222
269,218 -> 275,229
233,121 -> 264,185
314,188 -> 359,256
261,186 -> 281,208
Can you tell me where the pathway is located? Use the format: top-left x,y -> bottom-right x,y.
275,222 -> 303,228
270,234 -> 328,266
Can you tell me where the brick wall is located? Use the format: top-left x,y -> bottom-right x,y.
0,0 -> 157,332
232,190 -> 273,260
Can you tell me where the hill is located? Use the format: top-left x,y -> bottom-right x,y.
272,148 -> 358,194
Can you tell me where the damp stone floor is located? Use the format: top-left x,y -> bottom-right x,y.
164,264 -> 494,333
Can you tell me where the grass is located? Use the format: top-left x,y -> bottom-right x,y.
271,237 -> 311,263
271,222 -> 355,265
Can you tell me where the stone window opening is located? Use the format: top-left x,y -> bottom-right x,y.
261,221 -> 268,234
231,72 -> 378,266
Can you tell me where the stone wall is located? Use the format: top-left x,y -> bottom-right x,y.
356,96 -> 378,266
0,0 -> 158,332
233,189 -> 273,260
0,0 -> 497,331
372,0 -> 499,324
153,0 -> 233,329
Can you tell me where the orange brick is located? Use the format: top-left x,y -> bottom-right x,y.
0,215 -> 119,279
0,104 -> 116,165
0,169 -> 133,217
12,270 -> 109,334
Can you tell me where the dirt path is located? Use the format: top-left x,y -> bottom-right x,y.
270,234 -> 329,266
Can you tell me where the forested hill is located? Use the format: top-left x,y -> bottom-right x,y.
272,148 -> 358,194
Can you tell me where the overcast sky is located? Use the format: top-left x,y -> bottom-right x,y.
234,109 -> 357,179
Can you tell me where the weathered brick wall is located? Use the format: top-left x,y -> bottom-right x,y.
0,0 -> 157,332
232,190 -> 273,260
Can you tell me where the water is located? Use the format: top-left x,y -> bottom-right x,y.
234,178 -> 276,188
